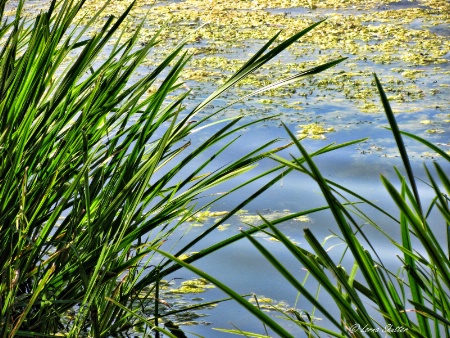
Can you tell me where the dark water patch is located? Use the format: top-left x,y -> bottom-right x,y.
379,0 -> 432,10
428,23 -> 450,37
408,19 -> 450,37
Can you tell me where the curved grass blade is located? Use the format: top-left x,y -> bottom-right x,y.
192,19 -> 326,115
374,73 -> 422,215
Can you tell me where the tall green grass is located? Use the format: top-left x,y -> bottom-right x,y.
158,77 -> 450,337
0,0 -> 345,336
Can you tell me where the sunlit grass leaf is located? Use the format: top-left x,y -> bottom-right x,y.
0,1 -> 345,336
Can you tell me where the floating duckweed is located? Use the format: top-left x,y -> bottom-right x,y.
430,89 -> 441,95
387,94 -> 405,102
217,224 -> 231,231
16,0 -> 448,168
294,215 -> 310,222
298,123 -> 335,140
251,297 -> 273,304
249,295 -> 291,312
422,151 -> 441,158
401,69 -> 426,79
171,286 -> 206,294
186,210 -> 228,222
353,88 -> 375,100
426,129 -> 445,134
182,69 -> 223,82
358,102 -> 379,113
239,214 -> 262,224
182,278 -> 211,286
265,234 -> 301,244
170,278 -> 215,294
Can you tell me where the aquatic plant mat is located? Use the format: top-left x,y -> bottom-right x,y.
10,0 -> 450,146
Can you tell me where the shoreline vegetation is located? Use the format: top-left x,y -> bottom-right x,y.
0,0 -> 343,336
1,0 -> 449,337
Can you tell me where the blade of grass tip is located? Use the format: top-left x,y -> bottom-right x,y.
230,57 -> 348,106
373,73 -> 422,214
152,248 -> 296,338
51,2 -> 131,108
191,19 -> 326,115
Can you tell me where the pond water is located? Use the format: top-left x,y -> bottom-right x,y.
132,0 -> 449,336
5,0 -> 450,336
158,122 -> 450,337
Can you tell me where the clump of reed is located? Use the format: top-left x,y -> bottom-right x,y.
0,0 -> 344,336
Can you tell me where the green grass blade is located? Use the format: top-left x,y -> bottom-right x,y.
374,73 -> 422,214
152,248 -> 296,338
